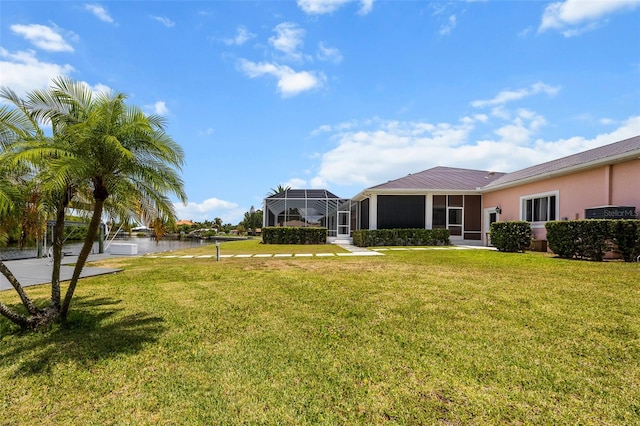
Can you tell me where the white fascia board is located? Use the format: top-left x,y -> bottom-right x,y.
357,188 -> 482,197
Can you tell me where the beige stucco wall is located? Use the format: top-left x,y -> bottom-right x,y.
482,159 -> 640,240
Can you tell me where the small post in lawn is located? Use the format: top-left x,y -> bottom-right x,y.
216,241 -> 220,262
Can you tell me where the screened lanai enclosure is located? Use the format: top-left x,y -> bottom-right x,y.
263,189 -> 355,238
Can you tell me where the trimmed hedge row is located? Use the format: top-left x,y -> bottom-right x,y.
262,227 -> 327,244
352,229 -> 450,247
546,219 -> 640,262
489,221 -> 533,253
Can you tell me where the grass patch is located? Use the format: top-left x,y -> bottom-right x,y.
148,238 -> 348,256
1,249 -> 639,424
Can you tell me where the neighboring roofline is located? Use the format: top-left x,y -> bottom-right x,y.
479,148 -> 640,192
352,187 -> 483,201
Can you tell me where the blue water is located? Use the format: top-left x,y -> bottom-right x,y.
0,237 -> 217,260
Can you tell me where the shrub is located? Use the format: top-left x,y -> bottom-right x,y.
545,221 -> 578,259
609,220 -> 640,262
352,229 -> 450,247
262,227 -> 327,244
489,221 -> 533,253
546,219 -> 640,262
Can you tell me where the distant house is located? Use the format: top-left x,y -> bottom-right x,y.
175,220 -> 195,226
352,135 -> 640,245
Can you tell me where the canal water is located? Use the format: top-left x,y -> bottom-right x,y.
0,237 -> 217,261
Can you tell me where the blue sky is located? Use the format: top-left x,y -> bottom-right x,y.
1,0 -> 639,224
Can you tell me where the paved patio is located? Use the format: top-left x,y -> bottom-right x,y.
0,254 -> 122,291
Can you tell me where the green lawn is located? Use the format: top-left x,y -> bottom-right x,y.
1,248 -> 638,424
155,238 -> 350,256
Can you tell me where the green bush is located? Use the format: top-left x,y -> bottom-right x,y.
611,220 -> 640,262
547,219 -> 640,261
352,229 -> 450,247
489,221 -> 533,253
262,227 -> 327,244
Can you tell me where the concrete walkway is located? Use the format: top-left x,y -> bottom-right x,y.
0,254 -> 122,291
143,239 -> 495,259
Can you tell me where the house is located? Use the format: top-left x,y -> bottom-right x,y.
481,135 -> 640,242
352,167 -> 506,241
352,135 -> 640,246
175,220 -> 195,226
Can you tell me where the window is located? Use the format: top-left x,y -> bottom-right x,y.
432,195 -> 447,229
521,192 -> 558,222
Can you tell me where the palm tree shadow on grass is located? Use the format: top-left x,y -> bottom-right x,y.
0,296 -> 165,377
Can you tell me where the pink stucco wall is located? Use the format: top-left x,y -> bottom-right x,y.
482,159 -> 640,240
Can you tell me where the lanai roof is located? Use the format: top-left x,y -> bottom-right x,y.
266,189 -> 343,199
366,166 -> 506,192
482,135 -> 640,190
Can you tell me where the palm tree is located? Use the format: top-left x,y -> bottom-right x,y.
1,84 -> 83,317
268,184 -> 291,196
0,97 -> 48,328
0,165 -> 41,327
0,77 -> 187,327
35,77 -> 187,319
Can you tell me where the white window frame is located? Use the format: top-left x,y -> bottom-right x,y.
519,190 -> 559,228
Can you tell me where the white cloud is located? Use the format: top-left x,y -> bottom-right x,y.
0,48 -> 74,97
10,24 -> 74,52
89,82 -> 112,95
299,105 -> 639,192
358,0 -> 374,15
317,42 -> 343,63
223,26 -> 255,46
269,22 -> 305,61
173,197 -> 244,223
492,109 -> 547,145
238,59 -> 325,97
150,101 -> 169,115
539,0 -> 640,36
283,178 -> 308,189
297,0 -> 374,15
471,82 -> 561,108
84,3 -> 115,24
152,16 -> 175,28
439,15 -> 457,35
309,118 -> 478,188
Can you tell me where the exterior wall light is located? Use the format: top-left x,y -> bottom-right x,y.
495,206 -> 502,214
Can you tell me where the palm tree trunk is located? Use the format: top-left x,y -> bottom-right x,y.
0,260 -> 38,316
50,204 -> 66,310
60,198 -> 104,320
0,299 -> 28,328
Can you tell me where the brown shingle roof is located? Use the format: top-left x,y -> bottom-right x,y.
483,135 -> 640,190
370,166 -> 507,191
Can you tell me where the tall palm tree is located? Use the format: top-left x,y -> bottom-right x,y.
1,84 -> 86,317
32,78 -> 188,319
0,77 -> 187,327
0,98 -> 47,328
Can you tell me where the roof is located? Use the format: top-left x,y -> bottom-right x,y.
353,135 -> 640,198
482,135 -> 640,190
266,189 -> 344,199
367,166 -> 506,192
